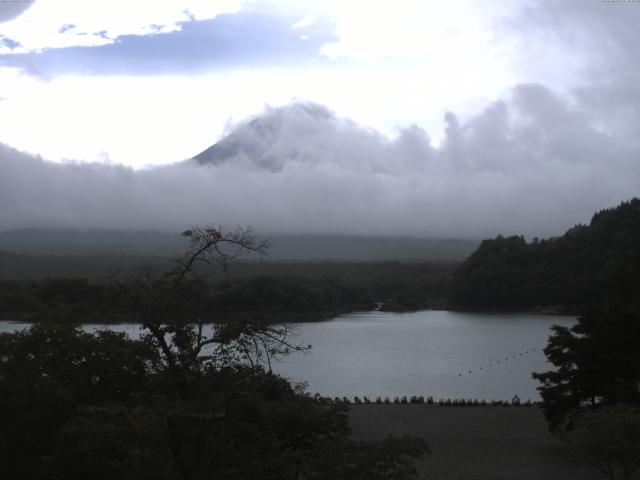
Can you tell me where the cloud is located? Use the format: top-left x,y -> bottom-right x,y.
0,11 -> 335,77
505,0 -> 640,134
0,0 -> 34,24
0,36 -> 21,50
0,1 -> 571,167
1,90 -> 638,238
315,0 -> 516,62
1,1 -> 639,239
0,0 -> 242,53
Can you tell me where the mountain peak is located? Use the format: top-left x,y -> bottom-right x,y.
192,102 -> 344,171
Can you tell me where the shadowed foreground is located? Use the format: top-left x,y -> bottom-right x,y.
349,405 -> 601,480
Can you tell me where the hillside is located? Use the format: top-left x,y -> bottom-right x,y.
451,198 -> 640,310
0,229 -> 477,261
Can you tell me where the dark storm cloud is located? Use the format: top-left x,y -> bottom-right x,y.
0,12 -> 335,77
1,89 -> 638,238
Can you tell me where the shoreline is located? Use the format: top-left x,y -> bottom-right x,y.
0,305 -> 577,325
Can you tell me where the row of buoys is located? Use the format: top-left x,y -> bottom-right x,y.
457,348 -> 538,377
311,394 -> 537,407
311,395 -> 431,404
434,398 -> 536,407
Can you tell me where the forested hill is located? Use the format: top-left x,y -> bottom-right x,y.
452,198 -> 640,310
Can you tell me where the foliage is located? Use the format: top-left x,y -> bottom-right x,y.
0,225 -> 428,479
0,323 -> 158,479
533,302 -> 640,431
208,275 -> 373,315
0,324 -> 427,480
562,406 -> 640,480
452,198 -> 640,309
0,263 -> 456,321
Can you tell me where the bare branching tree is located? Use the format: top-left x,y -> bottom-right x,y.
213,318 -> 311,373
111,225 -> 308,392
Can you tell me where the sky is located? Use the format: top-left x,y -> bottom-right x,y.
1,0 -> 639,237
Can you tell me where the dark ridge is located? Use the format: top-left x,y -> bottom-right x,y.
0,229 -> 478,261
452,197 -> 640,310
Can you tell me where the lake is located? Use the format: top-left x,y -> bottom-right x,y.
0,310 -> 574,401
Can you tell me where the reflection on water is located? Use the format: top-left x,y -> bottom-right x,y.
0,310 -> 574,400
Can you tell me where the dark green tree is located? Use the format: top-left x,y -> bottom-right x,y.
533,302 -> 640,431
452,197 -> 640,310
0,323 -> 158,479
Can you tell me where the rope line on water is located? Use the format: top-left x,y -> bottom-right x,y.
310,394 -> 538,407
456,348 -> 539,377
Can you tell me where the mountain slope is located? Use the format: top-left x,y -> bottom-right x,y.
452,198 -> 640,309
0,229 -> 477,261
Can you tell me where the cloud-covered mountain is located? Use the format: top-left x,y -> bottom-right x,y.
192,102 -> 437,175
1,86 -> 639,238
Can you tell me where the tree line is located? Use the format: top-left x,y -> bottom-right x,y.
0,264 -> 454,322
452,198 -> 640,310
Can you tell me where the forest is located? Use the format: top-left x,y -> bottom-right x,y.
452,198 -> 640,311
0,261 -> 455,322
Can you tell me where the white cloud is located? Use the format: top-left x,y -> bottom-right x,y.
0,60 -> 514,167
0,0 -> 578,167
291,14 -> 315,29
317,0 -> 519,61
0,0 -> 243,53
0,0 -> 638,178
1,93 -> 638,238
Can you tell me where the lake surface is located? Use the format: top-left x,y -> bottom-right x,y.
0,310 -> 575,400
